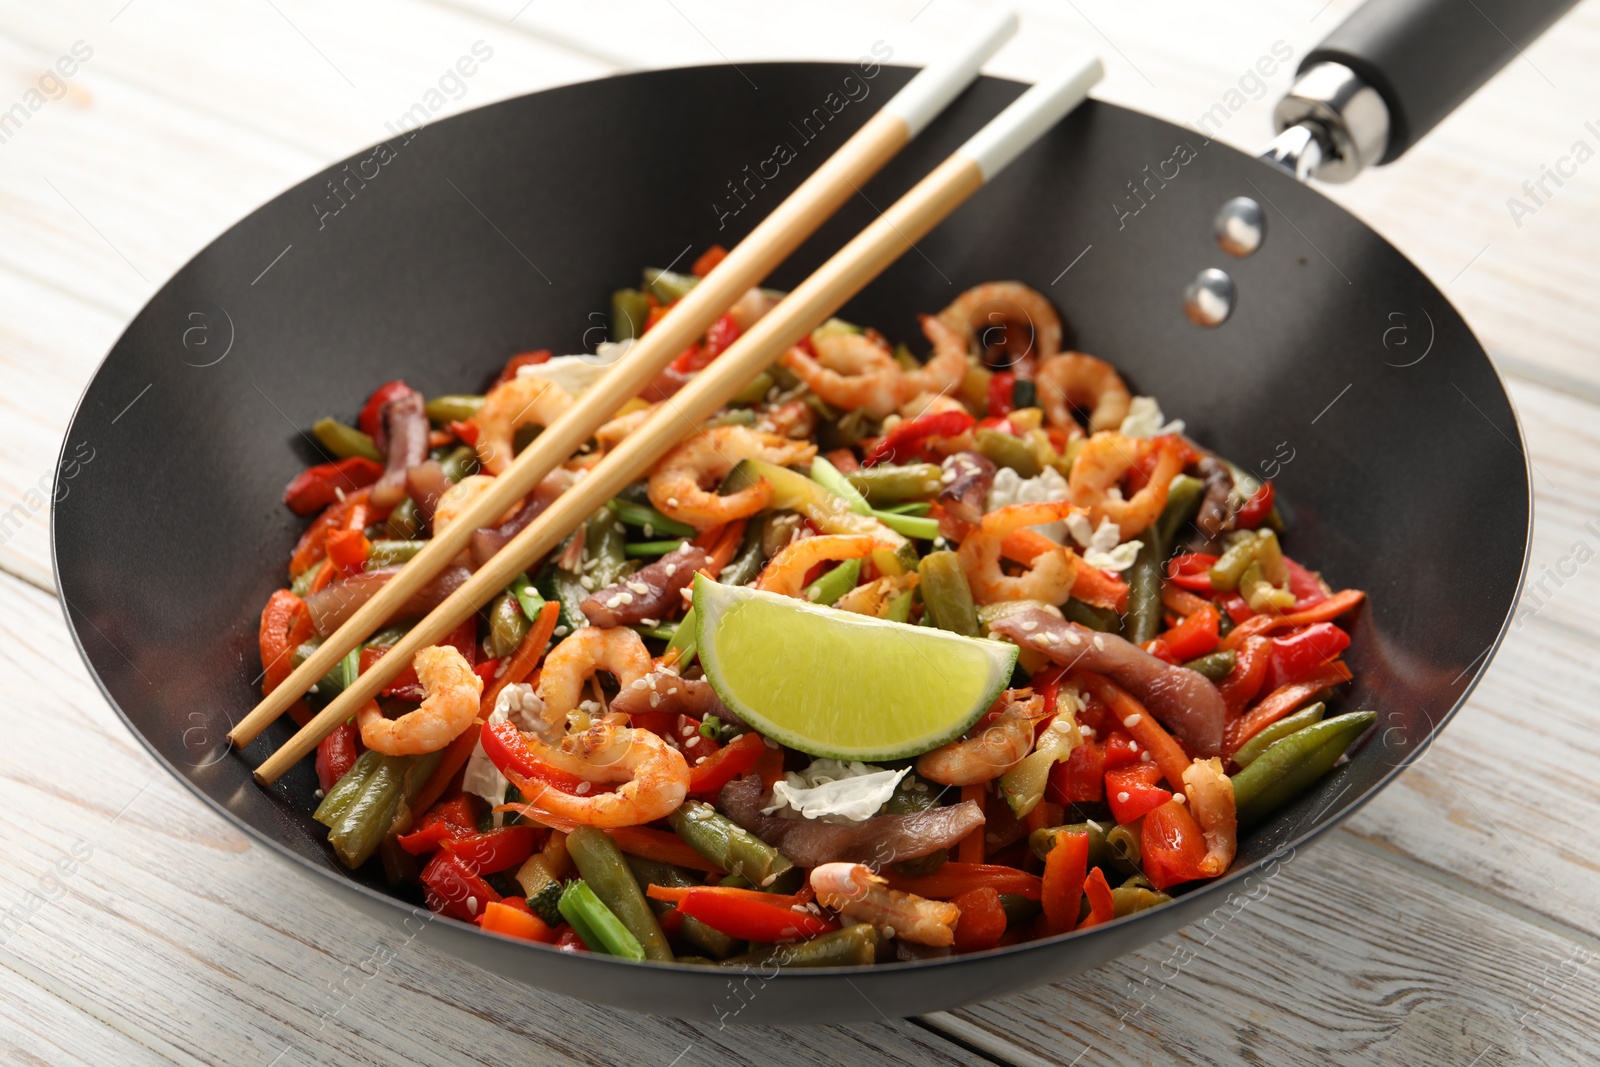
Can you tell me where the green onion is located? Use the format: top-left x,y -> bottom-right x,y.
804,558 -> 861,606
625,539 -> 688,558
509,572 -> 545,622
630,621 -> 678,642
558,880 -> 646,960
809,455 -> 871,516
607,498 -> 697,539
872,509 -> 941,540
664,605 -> 698,668
877,501 -> 932,517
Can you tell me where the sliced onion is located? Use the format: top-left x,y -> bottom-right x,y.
304,564 -> 472,637
581,542 -> 705,628
371,392 -> 428,510
405,460 -> 450,528
469,469 -> 573,567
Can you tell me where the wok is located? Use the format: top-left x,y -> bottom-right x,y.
53,0 -> 1549,1023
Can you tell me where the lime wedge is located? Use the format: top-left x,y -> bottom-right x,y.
694,574 -> 1018,761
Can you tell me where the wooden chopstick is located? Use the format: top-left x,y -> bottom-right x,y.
252,53 -> 1104,785
228,13 -> 1019,749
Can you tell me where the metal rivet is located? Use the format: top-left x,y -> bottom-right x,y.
1214,196 -> 1265,257
1184,268 -> 1235,327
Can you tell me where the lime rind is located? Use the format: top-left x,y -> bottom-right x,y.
693,574 -> 1018,762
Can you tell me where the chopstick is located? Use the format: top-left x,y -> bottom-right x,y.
228,12 -> 1019,749
250,53 -> 1104,785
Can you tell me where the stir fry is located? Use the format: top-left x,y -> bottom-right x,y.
262,247 -> 1370,966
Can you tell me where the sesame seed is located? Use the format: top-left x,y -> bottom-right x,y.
554,625 -> 569,637
1064,631 -> 1082,646
580,575 -> 596,590
882,926 -> 896,939
1116,791 -> 1131,804
606,595 -> 625,608
467,896 -> 478,914
631,678 -> 648,690
313,789 -> 324,799
1021,620 -> 1039,631
575,782 -> 591,795
664,564 -> 677,576
695,756 -> 707,765
667,497 -> 680,507
1079,725 -> 1096,738
760,874 -> 777,887
1123,714 -> 1141,728
1128,740 -> 1140,752
1141,750 -> 1154,762
640,618 -> 659,627
617,592 -> 634,605
627,581 -> 650,595
940,468 -> 957,485
1050,720 -> 1073,733
1031,633 -> 1050,645
1092,635 -> 1106,651
1173,792 -> 1186,804
308,684 -> 320,695
614,522 -> 626,534
649,693 -> 661,707
644,524 -> 655,538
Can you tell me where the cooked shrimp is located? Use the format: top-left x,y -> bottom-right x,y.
834,572 -> 918,617
648,425 -> 816,530
537,626 -> 654,721
756,397 -> 818,440
916,690 -> 1046,786
936,281 -> 1062,366
595,403 -> 654,450
431,474 -> 522,538
475,374 -> 575,475
1037,352 -> 1131,434
781,332 -> 902,419
509,720 -> 690,828
957,501 -> 1081,605
1181,757 -> 1237,877
753,534 -> 893,599
357,645 -> 482,755
1068,432 -> 1184,539
897,315 -> 970,401
810,863 -> 961,946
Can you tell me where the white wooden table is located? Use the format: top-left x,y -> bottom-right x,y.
4,2 -> 1599,1064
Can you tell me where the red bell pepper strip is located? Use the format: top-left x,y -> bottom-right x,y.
646,884 -> 809,909
1075,673 -> 1192,791
1105,762 -> 1173,823
1217,636 -> 1273,715
1047,739 -> 1105,804
258,590 -> 314,694
446,418 -> 479,447
1157,603 -> 1221,661
1100,730 -> 1141,770
1079,867 -> 1116,929
1140,799 -> 1209,890
283,457 -> 384,516
420,850 -> 502,921
1283,556 -> 1329,610
1235,481 -> 1274,529
602,826 -> 723,874
1166,552 -> 1219,593
491,350 -> 552,390
1262,622 -> 1351,693
289,489 -> 372,576
1040,829 -> 1088,935
863,409 -> 975,467
481,719 -> 588,795
1160,583 -> 1214,619
1220,592 -> 1256,624
325,527 -> 371,576
554,926 -> 588,952
477,898 -> 560,943
687,730 -> 766,795
360,616 -> 476,700
879,862 -> 1043,901
951,886 -> 1008,953
1220,588 -> 1365,651
669,888 -> 836,942
691,245 -> 727,276
1141,639 -> 1179,665
1226,659 -> 1353,754
703,313 -> 741,359
397,794 -> 480,855
441,826 -> 544,874
479,600 -> 560,714
986,370 -> 1016,418
358,380 -> 417,439
315,722 -> 361,795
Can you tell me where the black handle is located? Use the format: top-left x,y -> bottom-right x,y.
1303,0 -> 1579,164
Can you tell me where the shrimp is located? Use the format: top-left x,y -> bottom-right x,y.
956,501 -> 1080,606
474,373 -> 575,475
896,315 -> 970,402
595,403 -> 655,450
936,281 -> 1063,366
648,425 -> 816,530
431,474 -> 522,538
1181,757 -> 1237,877
1068,432 -> 1184,539
780,332 -> 902,419
810,863 -> 961,946
916,690 -> 1047,786
1036,352 -> 1131,435
537,626 -> 655,721
357,644 -> 482,755
509,720 -> 690,828
753,534 -> 893,600
834,572 -> 918,617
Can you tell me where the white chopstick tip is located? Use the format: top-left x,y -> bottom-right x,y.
959,53 -> 1104,182
880,8 -> 1019,137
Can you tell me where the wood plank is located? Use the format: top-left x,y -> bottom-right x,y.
0,958 -> 174,1067
0,572 -> 992,1063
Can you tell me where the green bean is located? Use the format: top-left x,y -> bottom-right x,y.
1123,533 -> 1164,644
425,394 -> 485,423
439,445 -> 479,484
363,624 -> 412,649
804,558 -> 861,606
1105,821 -> 1143,870
846,463 -> 943,505
1210,530 -> 1263,591
871,509 -> 940,540
1110,886 -> 1171,917
386,497 -> 421,539
294,640 -> 357,697
1232,702 -> 1326,768
878,501 -> 932,517
643,267 -> 698,304
487,591 -> 530,659
664,605 -> 697,669
809,455 -> 871,515
625,539 -> 688,559
507,572 -> 544,623
1011,378 -> 1039,412
630,621 -> 678,642
312,418 -> 382,462
1029,821 -> 1128,873
676,955 -> 717,966
885,588 -> 915,623
533,563 -> 589,635
730,371 -> 774,406
1182,649 -> 1237,682
722,458 -> 910,558
611,288 -> 650,342
1063,597 -> 1120,633
314,750 -> 442,868
607,498 -> 698,539
718,517 -> 768,587
998,893 -> 1042,927
627,858 -> 741,959
365,539 -> 425,568
819,407 -> 878,451
1153,474 -> 1205,548
289,565 -> 319,597
918,551 -> 979,636
667,801 -> 794,887
1232,711 -> 1375,826
558,880 -> 646,960
584,508 -> 629,588
566,827 -> 673,961
974,427 -> 1041,478
723,925 -> 878,968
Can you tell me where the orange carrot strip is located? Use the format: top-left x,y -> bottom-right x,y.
957,784 -> 986,864
1219,588 -> 1366,651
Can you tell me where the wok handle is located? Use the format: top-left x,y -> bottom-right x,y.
1267,0 -> 1579,181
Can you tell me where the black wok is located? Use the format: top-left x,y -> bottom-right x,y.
53,0 -> 1546,1023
